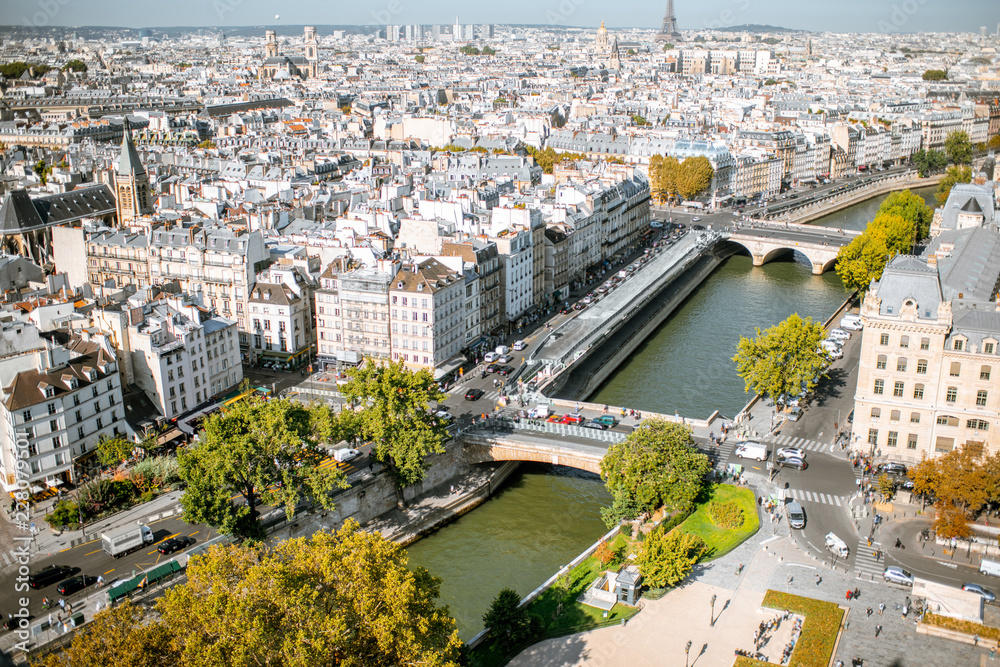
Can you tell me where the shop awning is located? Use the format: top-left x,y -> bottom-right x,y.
45,479 -> 62,488
433,355 -> 468,380
2,479 -> 21,493
30,485 -> 44,494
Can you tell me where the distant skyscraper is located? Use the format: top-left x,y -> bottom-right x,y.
655,0 -> 681,42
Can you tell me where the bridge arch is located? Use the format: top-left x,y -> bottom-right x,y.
724,236 -> 841,275
461,434 -> 604,474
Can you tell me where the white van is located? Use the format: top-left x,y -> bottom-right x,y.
840,315 -> 863,331
786,501 -> 806,529
825,532 -> 850,558
484,351 -> 499,363
829,328 -> 851,341
735,441 -> 768,461
495,345 -> 510,356
981,559 -> 1000,577
528,405 -> 550,419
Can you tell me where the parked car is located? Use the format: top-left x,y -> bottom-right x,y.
883,566 -> 914,586
591,415 -> 618,427
333,448 -> 361,462
878,462 -> 908,476
574,302 -> 587,311
781,456 -> 808,471
583,421 -> 608,430
777,448 -> 806,461
157,536 -> 196,555
513,340 -> 527,351
563,413 -> 585,424
829,328 -> 851,341
786,406 -> 804,422
29,565 -> 76,590
464,388 -> 485,401
56,575 -> 98,596
962,583 -> 996,602
547,414 -> 565,423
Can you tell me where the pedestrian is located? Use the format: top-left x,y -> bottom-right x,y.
989,647 -> 995,660
737,563 -> 744,575
368,459 -> 373,472
58,598 -> 65,611
866,606 -> 872,618
787,575 -> 794,585
878,602 -> 885,615
975,634 -> 980,646
875,624 -> 882,638
816,575 -> 822,586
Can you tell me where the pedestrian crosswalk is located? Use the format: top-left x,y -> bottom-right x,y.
783,488 -> 844,507
853,538 -> 885,580
765,434 -> 834,454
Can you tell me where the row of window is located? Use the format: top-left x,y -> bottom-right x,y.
878,333 -> 997,354
868,428 -> 919,449
871,408 -> 991,431
872,379 -> 989,405
875,356 -> 991,380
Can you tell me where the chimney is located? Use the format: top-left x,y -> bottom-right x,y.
926,254 -> 937,268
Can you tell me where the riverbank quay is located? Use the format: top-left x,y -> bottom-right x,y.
777,172 -> 944,225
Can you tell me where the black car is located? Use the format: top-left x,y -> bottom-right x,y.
496,365 -> 514,376
57,575 -> 97,596
29,565 -> 76,590
464,388 -> 485,401
157,536 -> 196,555
583,421 -> 608,430
485,363 -> 499,373
781,457 -> 808,471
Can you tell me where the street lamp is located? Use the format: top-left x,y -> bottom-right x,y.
710,594 -> 717,627
685,640 -> 692,667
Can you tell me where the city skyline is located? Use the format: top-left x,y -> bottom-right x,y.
1,0 -> 998,34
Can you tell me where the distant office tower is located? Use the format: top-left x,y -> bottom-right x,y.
405,25 -> 424,41
431,24 -> 442,41
655,0 -> 681,42
387,25 -> 401,42
981,26 -> 988,40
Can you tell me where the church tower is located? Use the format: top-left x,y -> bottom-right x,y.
114,118 -> 153,225
609,37 -> 621,71
265,30 -> 278,59
304,26 -> 318,78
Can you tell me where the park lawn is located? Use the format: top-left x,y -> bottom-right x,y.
677,484 -> 759,559
471,532 -> 639,667
731,591 -> 845,667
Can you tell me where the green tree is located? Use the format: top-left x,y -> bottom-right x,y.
922,68 -> 948,81
97,435 -> 136,468
764,78 -> 778,86
732,313 -> 829,403
340,360 -> 449,507
989,135 -> 1000,150
876,474 -> 897,501
912,149 -> 948,177
415,55 -> 425,63
676,156 -> 714,199
877,189 -> 932,242
835,212 -> 916,291
33,159 -> 51,185
599,420 -> 710,526
482,46 -> 497,56
632,114 -> 649,126
482,588 -> 535,654
62,58 -> 87,72
638,528 -> 706,588
934,164 -> 973,207
177,398 -> 348,538
944,130 -> 972,165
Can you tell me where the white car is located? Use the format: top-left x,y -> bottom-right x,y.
829,328 -> 851,341
434,410 -> 451,421
822,337 -> 843,349
497,354 -> 511,364
333,448 -> 361,462
777,447 -> 806,461
513,340 -> 527,351
483,351 -> 499,363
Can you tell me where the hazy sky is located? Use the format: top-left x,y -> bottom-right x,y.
2,0 -> 998,34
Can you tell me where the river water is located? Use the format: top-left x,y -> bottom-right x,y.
407,186 -> 936,640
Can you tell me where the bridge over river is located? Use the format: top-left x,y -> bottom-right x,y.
723,222 -> 859,274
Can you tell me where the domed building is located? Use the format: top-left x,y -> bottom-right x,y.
595,21 -> 610,56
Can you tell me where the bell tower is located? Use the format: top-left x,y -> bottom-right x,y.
304,26 -> 318,78
265,30 -> 278,59
114,118 -> 153,226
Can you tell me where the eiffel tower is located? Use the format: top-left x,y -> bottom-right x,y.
655,0 -> 681,42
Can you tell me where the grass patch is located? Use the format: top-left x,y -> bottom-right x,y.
734,590 -> 845,667
922,612 -> 1000,640
470,532 -> 640,667
677,484 -> 759,559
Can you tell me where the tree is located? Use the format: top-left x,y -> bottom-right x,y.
908,456 -> 939,510
340,360 -> 449,507
62,59 -> 87,72
835,212 -> 915,292
922,68 -> 948,81
33,159 -> 51,185
934,164 -> 972,207
764,78 -> 778,86
638,528 -> 706,588
733,313 -> 828,404
482,588 -> 535,654
415,55 -> 425,63
936,502 -> 973,541
676,156 -> 714,200
599,420 -> 710,526
989,135 -> 1000,151
912,149 -> 947,177
97,435 -> 136,468
594,539 -> 614,566
876,474 -> 896,501
944,130 -> 972,165
631,114 -> 649,126
36,601 -> 178,667
877,189 -> 932,242
178,398 -> 348,538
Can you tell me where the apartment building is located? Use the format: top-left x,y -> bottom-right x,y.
0,338 -> 126,489
389,259 -> 465,375
86,230 -> 151,289
246,267 -> 314,367
315,266 -> 394,368
852,227 -> 1000,464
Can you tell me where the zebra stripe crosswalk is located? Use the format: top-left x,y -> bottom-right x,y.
766,434 -> 832,454
853,538 -> 885,580
783,488 -> 844,507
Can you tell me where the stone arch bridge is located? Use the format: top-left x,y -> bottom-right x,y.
724,225 -> 860,274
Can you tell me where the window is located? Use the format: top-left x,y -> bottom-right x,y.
28,443 -> 37,457
870,407 -> 881,419
887,432 -> 898,447
49,419 -> 58,432
916,359 -> 927,374
950,362 -> 961,377
96,417 -> 103,429
893,381 -> 904,397
897,358 -> 907,372
981,366 -> 992,381
910,412 -> 920,423
73,395 -> 79,406
937,415 -> 960,426
868,428 -> 879,445
880,333 -> 889,346
890,410 -> 901,421
47,403 -> 56,416
907,434 -> 918,449
954,339 -> 964,351
946,387 -> 957,402
21,410 -> 30,422
873,379 -> 884,395
920,337 -> 930,350
77,426 -> 84,440
52,436 -> 62,448
967,419 -> 990,431
913,384 -> 924,399
900,335 -> 909,348
986,342 -> 996,354
876,355 -> 887,370
977,390 -> 988,406
935,437 -> 955,452
92,387 -> 99,398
